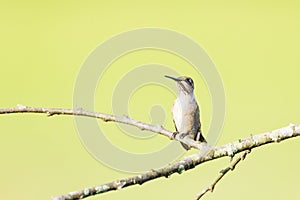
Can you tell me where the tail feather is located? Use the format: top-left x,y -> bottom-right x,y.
180,131 -> 206,150
194,130 -> 207,143
180,142 -> 191,150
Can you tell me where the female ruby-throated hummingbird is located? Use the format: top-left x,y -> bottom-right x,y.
165,75 -> 206,150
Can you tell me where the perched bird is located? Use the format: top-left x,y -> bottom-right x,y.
165,75 -> 206,150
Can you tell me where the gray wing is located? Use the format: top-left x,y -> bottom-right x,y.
194,106 -> 206,142
172,118 -> 178,132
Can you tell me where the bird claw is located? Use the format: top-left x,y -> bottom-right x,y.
172,132 -> 189,139
172,132 -> 179,139
178,132 -> 189,139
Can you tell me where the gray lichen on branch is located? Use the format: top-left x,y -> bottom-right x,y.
0,105 -> 202,149
52,121 -> 299,200
0,105 -> 299,200
195,150 -> 251,199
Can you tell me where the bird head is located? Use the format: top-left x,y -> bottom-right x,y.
165,75 -> 194,94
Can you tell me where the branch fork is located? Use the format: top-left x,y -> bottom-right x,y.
0,105 -> 299,200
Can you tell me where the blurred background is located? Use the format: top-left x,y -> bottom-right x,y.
1,0 -> 300,199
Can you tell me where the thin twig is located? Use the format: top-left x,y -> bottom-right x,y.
1,106 -> 299,200
52,123 -> 299,200
52,146 -> 212,200
0,105 -> 201,149
195,150 -> 251,199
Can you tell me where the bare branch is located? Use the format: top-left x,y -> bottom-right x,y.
52,145 -> 212,200
195,150 -> 251,199
52,123 -> 300,200
1,106 -> 299,200
0,105 -> 201,149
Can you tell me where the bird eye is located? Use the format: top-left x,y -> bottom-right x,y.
186,78 -> 193,86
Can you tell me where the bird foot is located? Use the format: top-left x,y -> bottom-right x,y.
172,132 -> 179,139
178,132 -> 189,139
172,132 -> 189,139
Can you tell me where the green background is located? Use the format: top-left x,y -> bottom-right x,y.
1,1 -> 300,199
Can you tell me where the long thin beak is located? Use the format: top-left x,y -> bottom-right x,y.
164,75 -> 181,82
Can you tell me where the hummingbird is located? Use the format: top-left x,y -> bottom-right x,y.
165,75 -> 206,150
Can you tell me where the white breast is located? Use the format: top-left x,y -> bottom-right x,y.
172,98 -> 183,131
172,94 -> 198,133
